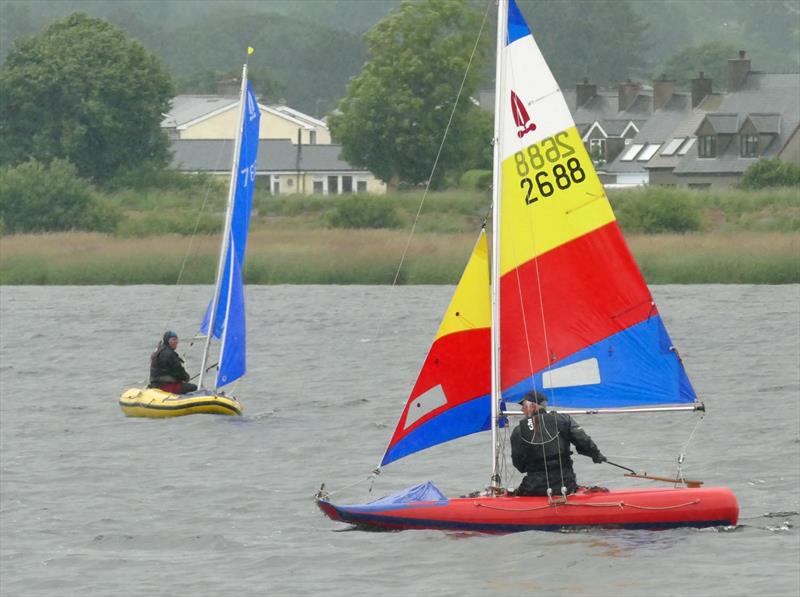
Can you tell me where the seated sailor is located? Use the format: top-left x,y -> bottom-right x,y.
510,390 -> 606,497
149,331 -> 198,394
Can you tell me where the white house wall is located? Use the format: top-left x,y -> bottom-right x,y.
266,172 -> 386,196
178,106 -> 325,144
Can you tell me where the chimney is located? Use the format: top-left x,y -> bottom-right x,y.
691,71 -> 713,108
653,74 -> 674,111
618,79 -> 641,112
576,78 -> 596,108
728,50 -> 751,92
216,75 -> 240,96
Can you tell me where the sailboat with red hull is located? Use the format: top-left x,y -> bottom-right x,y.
316,0 -> 739,533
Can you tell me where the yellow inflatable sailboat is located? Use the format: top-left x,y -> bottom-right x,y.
119,62 -> 259,419
119,388 -> 242,418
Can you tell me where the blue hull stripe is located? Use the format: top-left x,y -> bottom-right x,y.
328,505 -> 730,534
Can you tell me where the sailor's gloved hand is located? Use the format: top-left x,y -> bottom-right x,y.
592,453 -> 607,464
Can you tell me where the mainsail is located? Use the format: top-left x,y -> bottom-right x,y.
199,75 -> 261,389
496,0 -> 696,409
380,0 -> 698,468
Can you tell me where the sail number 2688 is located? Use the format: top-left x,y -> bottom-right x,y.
514,133 -> 585,205
520,158 -> 585,205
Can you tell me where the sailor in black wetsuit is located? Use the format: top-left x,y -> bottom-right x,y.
510,390 -> 606,497
149,331 -> 197,394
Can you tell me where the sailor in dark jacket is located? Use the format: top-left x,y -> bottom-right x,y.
511,390 -> 606,497
149,331 -> 197,394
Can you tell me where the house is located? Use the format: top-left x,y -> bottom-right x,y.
478,81 -> 653,177
602,74 -> 720,186
667,52 -> 800,188
170,138 -> 386,196
606,52 -> 800,188
162,95 -> 331,145
569,79 -> 653,175
479,50 -> 799,189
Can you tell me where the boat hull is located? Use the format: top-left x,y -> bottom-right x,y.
317,486 -> 739,533
119,388 -> 242,418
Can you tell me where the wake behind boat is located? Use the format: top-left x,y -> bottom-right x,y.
316,0 -> 739,532
119,55 -> 260,418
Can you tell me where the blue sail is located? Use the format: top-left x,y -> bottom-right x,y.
217,240 -> 246,387
200,80 -> 260,387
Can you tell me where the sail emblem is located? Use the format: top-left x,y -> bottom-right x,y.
511,90 -> 536,138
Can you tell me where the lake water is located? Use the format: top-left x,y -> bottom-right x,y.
1,285 -> 798,597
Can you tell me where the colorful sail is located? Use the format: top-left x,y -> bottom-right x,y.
497,0 -> 696,408
200,80 -> 260,388
381,231 -> 492,466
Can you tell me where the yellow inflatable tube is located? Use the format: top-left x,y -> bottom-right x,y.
119,388 -> 242,418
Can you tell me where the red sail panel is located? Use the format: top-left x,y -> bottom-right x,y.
499,221 -> 656,389
382,231 -> 492,466
394,327 -> 491,439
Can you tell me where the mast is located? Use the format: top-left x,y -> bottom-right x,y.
199,62 -> 249,389
489,0 -> 508,491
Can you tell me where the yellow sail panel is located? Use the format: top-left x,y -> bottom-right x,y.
434,229 -> 491,340
498,126 -> 615,276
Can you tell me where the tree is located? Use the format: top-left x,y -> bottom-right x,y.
0,159 -> 121,233
0,13 -> 174,184
658,41 -> 738,88
328,0 -> 490,187
739,158 -> 800,190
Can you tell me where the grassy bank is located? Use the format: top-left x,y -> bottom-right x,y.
1,186 -> 797,284
1,229 -> 796,285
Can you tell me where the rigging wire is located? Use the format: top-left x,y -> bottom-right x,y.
364,0 -> 493,478
675,412 -> 705,483
164,141 -> 230,334
368,0 -> 492,345
149,141 -> 231,383
497,13 -> 568,497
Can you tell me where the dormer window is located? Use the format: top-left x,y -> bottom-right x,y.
698,135 -> 716,158
589,138 -> 606,162
741,134 -> 758,157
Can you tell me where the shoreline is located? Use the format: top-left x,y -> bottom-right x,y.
1,229 -> 797,285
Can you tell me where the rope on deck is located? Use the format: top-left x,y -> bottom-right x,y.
474,499 -> 701,512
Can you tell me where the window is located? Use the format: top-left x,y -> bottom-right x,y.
677,138 -> 696,155
342,176 -> 353,193
313,180 -> 324,194
741,134 -> 758,157
357,180 -> 367,193
661,137 -> 685,156
309,130 -> 317,145
688,183 -> 711,190
637,144 -> 662,161
273,181 -> 280,195
698,135 -> 716,158
262,175 -> 272,193
327,176 -> 338,195
620,143 -> 644,161
589,138 -> 606,161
